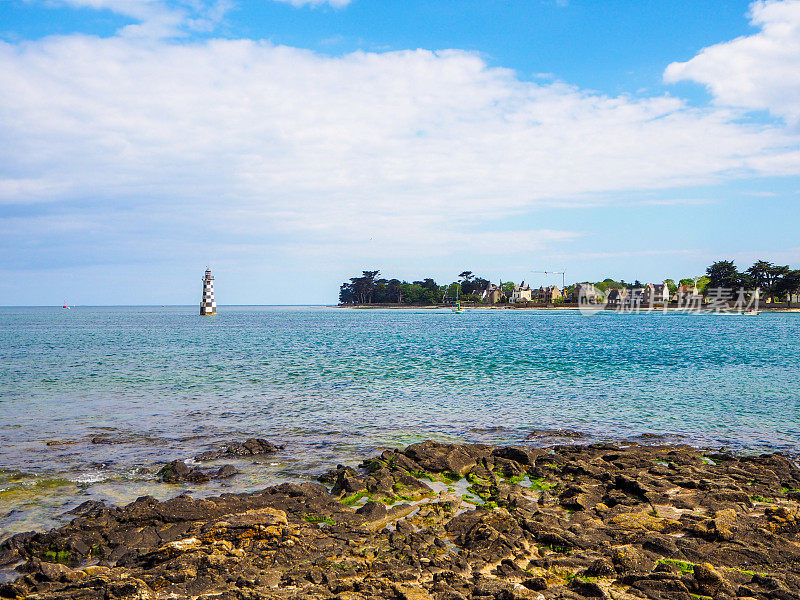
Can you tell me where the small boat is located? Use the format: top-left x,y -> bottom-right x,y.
743,310 -> 760,316
451,285 -> 464,313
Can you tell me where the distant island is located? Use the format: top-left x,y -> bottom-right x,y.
338,260 -> 800,308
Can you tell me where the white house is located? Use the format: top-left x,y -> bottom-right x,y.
510,281 -> 533,303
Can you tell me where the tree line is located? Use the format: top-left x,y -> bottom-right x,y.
704,260 -> 800,300
339,260 -> 800,305
339,271 -> 493,305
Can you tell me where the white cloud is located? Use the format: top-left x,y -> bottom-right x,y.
0,20 -> 798,286
664,0 -> 800,124
37,0 -> 233,38
271,0 -> 352,7
638,198 -> 716,206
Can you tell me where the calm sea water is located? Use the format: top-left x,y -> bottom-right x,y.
0,305 -> 798,537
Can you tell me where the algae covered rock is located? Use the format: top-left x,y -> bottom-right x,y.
3,440 -> 800,600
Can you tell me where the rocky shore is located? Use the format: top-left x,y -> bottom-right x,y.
1,441 -> 799,600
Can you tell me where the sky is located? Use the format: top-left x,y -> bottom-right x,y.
1,0 -> 799,305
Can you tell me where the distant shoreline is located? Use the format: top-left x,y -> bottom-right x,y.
339,303 -> 800,312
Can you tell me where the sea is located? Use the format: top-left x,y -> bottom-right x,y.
0,305 -> 798,539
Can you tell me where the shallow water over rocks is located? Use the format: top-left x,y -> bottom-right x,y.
1,305 -> 798,537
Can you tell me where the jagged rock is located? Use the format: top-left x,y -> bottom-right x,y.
195,438 -> 284,461
66,500 -> 106,517
583,558 -> 614,577
356,501 -> 387,520
611,544 -> 654,574
568,578 -> 606,597
156,460 -> 210,483
2,441 -> 799,600
693,562 -> 724,596
404,441 -> 478,476
630,575 -> 691,600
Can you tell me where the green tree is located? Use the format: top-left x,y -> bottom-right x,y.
746,260 -> 790,298
706,260 -> 742,290
338,270 -> 380,304
773,270 -> 800,302
468,277 -> 489,296
664,279 -> 678,295
594,278 -> 624,292
387,279 -> 403,303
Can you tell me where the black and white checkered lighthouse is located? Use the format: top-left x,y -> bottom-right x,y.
200,268 -> 217,316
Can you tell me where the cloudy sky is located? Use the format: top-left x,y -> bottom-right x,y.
1,0 -> 799,305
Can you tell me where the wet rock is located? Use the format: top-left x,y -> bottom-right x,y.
3,440 -> 800,600
332,470 -> 367,495
156,460 -> 210,484
491,447 -> 543,467
404,441 -> 477,476
66,499 -> 106,517
525,429 -> 588,441
194,438 -> 284,461
214,464 -> 239,479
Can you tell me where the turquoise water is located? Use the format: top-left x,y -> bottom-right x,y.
0,305 -> 799,536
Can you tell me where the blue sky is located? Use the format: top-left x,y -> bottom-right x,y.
1,0 -> 799,305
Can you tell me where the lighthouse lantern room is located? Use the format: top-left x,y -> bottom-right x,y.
201,268 -> 217,316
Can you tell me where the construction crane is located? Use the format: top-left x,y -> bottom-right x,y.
532,270 -> 566,289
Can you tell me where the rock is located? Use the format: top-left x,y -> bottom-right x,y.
83,565 -> 111,577
568,578 -> 606,597
693,562 -> 724,596
611,544 -> 654,574
332,470 -> 367,495
491,447 -> 543,467
218,507 -> 288,528
521,577 -> 547,591
156,460 -> 210,484
631,576 -> 691,600
65,499 -> 106,518
214,464 -> 239,479
525,429 -> 588,440
608,510 -> 681,534
583,559 -> 614,577
0,581 -> 27,599
641,534 -> 678,556
49,562 -> 83,582
404,441 -> 476,476
106,578 -> 154,599
195,438 -> 284,461
2,440 -> 800,600
356,501 -> 387,520
393,584 -> 435,600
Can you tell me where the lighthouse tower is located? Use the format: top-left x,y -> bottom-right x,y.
200,268 -> 217,316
